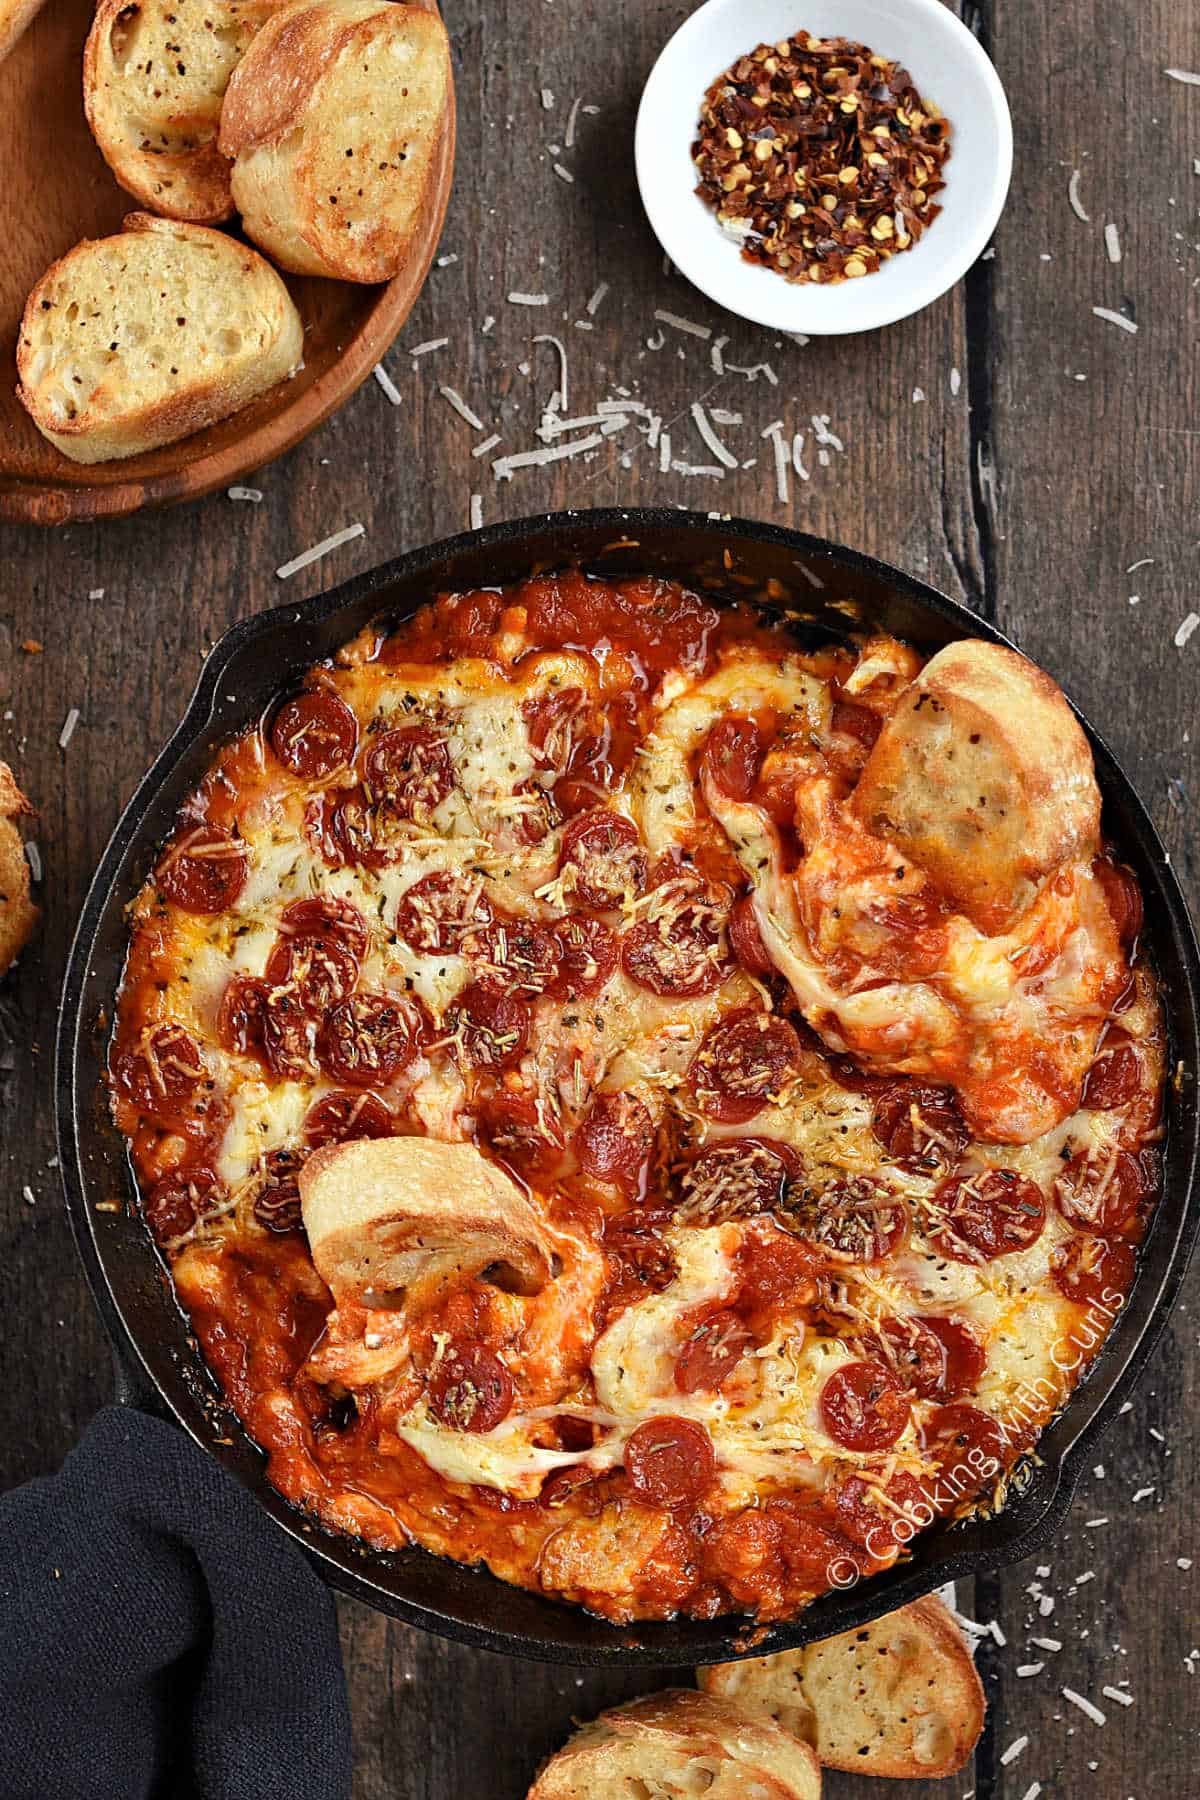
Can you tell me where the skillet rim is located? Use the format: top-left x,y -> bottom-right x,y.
54,506 -> 1200,1665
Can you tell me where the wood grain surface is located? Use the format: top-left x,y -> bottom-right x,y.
1,2 -> 1197,1796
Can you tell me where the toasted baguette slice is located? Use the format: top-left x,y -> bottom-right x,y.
528,1690 -> 821,1800
699,1597 -> 984,1780
16,213 -> 303,464
0,0 -> 47,64
852,640 -> 1100,935
219,0 -> 452,281
84,0 -> 285,224
298,1136 -> 553,1307
0,764 -> 38,976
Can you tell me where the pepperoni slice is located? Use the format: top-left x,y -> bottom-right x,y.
270,690 -> 358,780
319,992 -> 421,1086
621,880 -> 729,998
526,686 -> 588,772
820,1360 -> 910,1451
690,1009 -> 803,1124
303,1090 -> 394,1148
277,895 -> 369,960
394,870 -> 493,954
833,1469 -> 929,1552
474,918 -> 564,994
601,1206 -> 678,1299
575,1092 -> 655,1188
157,824 -> 247,914
1054,1148 -> 1147,1237
932,1169 -> 1046,1261
728,893 -> 774,977
217,975 -> 269,1057
447,982 -> 531,1069
307,787 -> 388,871
675,1309 -> 753,1394
114,1023 -> 210,1127
735,1224 -> 822,1314
365,725 -> 454,821
253,1148 -> 305,1235
702,716 -> 766,801
873,1082 -> 969,1172
261,988 -> 321,1081
539,1463 -> 603,1514
798,1176 -> 909,1263
1081,1042 -> 1141,1110
265,933 -> 359,1009
830,698 -> 882,749
920,1403 -> 1008,1498
678,1136 -> 800,1225
551,916 -> 618,1000
870,1315 -> 986,1401
559,809 -> 647,910
1094,856 -> 1143,947
427,1342 -> 514,1432
479,1089 -> 567,1177
143,1164 -> 219,1245
625,1417 -> 716,1508
1052,1233 -> 1137,1308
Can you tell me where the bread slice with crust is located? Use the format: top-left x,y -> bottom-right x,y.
0,764 -> 38,977
16,212 -> 303,464
298,1136 -> 554,1308
851,640 -> 1100,935
528,1690 -> 822,1800
0,0 -> 47,64
698,1596 -> 984,1779
84,0 -> 286,224
219,0 -> 452,281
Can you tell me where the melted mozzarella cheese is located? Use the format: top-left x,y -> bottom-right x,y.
218,1077 -> 313,1185
591,1228 -> 737,1416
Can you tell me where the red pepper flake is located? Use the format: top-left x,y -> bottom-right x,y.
692,32 -> 952,285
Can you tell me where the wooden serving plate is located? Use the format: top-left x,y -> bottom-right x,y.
0,0 -> 455,525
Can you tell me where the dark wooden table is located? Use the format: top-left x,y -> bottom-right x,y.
2,2 -> 1197,1794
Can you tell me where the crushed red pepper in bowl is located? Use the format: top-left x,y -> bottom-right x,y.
693,31 -> 952,285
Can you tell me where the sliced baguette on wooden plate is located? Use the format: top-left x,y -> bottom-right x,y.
84,0 -> 286,223
16,213 -> 303,464
0,0 -> 47,65
528,1690 -> 822,1800
0,763 -> 38,976
219,0 -> 452,281
699,1597 -> 985,1779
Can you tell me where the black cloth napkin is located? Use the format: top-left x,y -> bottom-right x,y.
0,1404 -> 352,1800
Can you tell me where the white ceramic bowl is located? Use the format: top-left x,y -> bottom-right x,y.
635,0 -> 1012,335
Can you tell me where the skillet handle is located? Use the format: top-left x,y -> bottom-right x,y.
111,1345 -> 170,1419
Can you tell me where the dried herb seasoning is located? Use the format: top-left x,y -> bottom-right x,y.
693,32 -> 952,285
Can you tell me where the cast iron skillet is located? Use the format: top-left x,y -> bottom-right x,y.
56,509 -> 1200,1666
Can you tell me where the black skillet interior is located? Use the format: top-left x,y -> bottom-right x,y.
56,509 -> 1200,1665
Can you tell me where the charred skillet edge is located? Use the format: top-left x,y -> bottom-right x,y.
55,509 -> 1200,1666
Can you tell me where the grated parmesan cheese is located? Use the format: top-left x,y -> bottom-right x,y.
58,708 -> 80,749
373,363 -> 402,405
276,522 -> 365,581
1068,168 -> 1090,222
1061,1688 -> 1106,1726
439,386 -> 486,430
1092,306 -> 1138,335
654,308 -> 711,340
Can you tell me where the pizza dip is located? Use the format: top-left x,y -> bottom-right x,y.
109,571 -> 1164,1624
